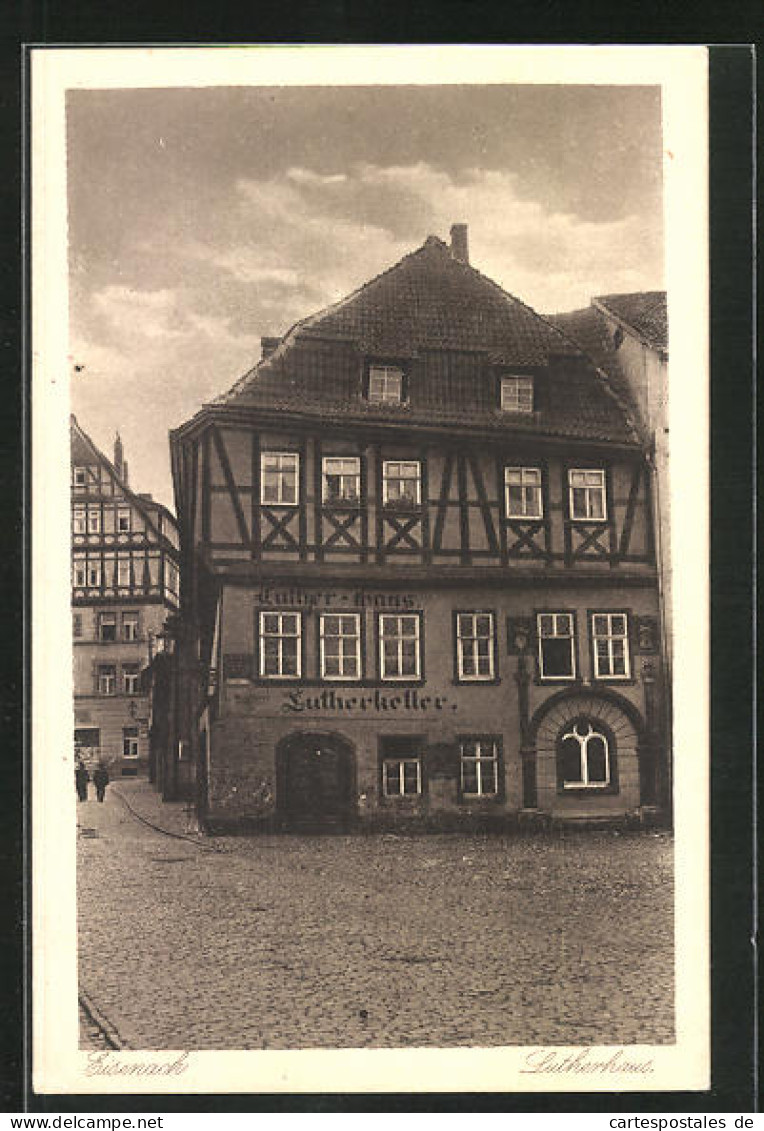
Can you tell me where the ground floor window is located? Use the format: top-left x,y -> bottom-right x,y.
558,719 -> 612,789
460,737 -> 500,797
122,726 -> 139,758
380,736 -> 423,797
74,727 -> 100,754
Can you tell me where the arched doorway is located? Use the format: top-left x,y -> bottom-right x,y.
275,731 -> 356,830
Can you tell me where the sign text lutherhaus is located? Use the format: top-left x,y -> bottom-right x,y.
282,689 -> 457,714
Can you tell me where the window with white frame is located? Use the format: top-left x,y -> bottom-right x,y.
87,508 -> 101,534
73,508 -> 87,534
98,612 -> 117,642
559,719 -> 611,788
537,612 -> 576,680
73,558 -> 86,587
379,613 -> 421,680
123,665 -> 140,696
504,467 -> 543,519
367,364 -> 404,404
500,375 -> 534,413
591,613 -> 630,679
122,726 -> 139,758
383,758 -> 421,797
73,466 -> 88,489
381,738 -> 422,797
97,665 -> 116,695
460,737 -> 500,797
117,507 -> 132,532
121,611 -> 139,641
382,460 -> 421,507
261,452 -> 299,505
568,469 -> 607,520
319,613 -> 361,680
117,557 -> 131,587
456,612 -> 495,680
87,560 -> 101,588
322,457 -> 361,504
259,611 -> 301,678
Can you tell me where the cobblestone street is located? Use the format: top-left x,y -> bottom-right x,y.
77,781 -> 674,1050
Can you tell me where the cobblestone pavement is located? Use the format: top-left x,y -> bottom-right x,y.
78,781 -> 674,1050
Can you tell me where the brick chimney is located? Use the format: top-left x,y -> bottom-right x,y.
261,336 -> 281,359
450,223 -> 469,265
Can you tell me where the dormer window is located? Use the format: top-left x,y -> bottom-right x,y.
500,375 -> 534,414
367,364 -> 405,405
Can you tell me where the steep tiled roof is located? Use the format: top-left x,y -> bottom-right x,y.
211,236 -> 639,446
546,306 -> 635,416
593,292 -> 667,353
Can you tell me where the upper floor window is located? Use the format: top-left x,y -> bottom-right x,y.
500,375 -> 534,414
319,613 -> 361,680
568,469 -> 607,521
367,364 -> 404,405
322,457 -> 361,505
72,613 -> 83,639
505,467 -> 543,519
73,508 -> 87,535
73,466 -> 88,489
559,720 -> 611,789
455,612 -> 495,681
87,508 -> 101,534
87,561 -> 101,588
460,737 -> 500,798
73,559 -> 86,587
259,611 -> 302,679
537,612 -> 576,680
117,557 -> 131,587
97,665 -> 116,695
261,452 -> 299,506
123,665 -> 140,696
379,613 -> 421,680
591,613 -> 630,679
117,508 -> 132,532
98,612 -> 117,642
382,460 -> 421,508
122,612 -> 139,642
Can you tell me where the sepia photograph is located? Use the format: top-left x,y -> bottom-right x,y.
31,45 -> 709,1095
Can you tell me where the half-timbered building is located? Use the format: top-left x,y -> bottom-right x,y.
71,416 -> 180,777
169,226 -> 669,830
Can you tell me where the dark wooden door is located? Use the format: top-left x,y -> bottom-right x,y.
281,737 -> 353,822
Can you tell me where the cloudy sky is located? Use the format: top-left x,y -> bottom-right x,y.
67,83 -> 663,507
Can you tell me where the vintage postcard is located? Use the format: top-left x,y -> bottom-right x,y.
31,45 -> 709,1095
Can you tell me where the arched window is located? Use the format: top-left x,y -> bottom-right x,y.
558,719 -> 612,789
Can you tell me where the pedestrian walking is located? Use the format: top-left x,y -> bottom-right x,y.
75,760 -> 89,802
93,761 -> 110,803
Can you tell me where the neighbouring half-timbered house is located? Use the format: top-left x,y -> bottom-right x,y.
168,226 -> 669,831
71,416 -> 180,778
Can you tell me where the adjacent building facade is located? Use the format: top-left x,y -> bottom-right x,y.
168,228 -> 669,831
71,416 -> 180,777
